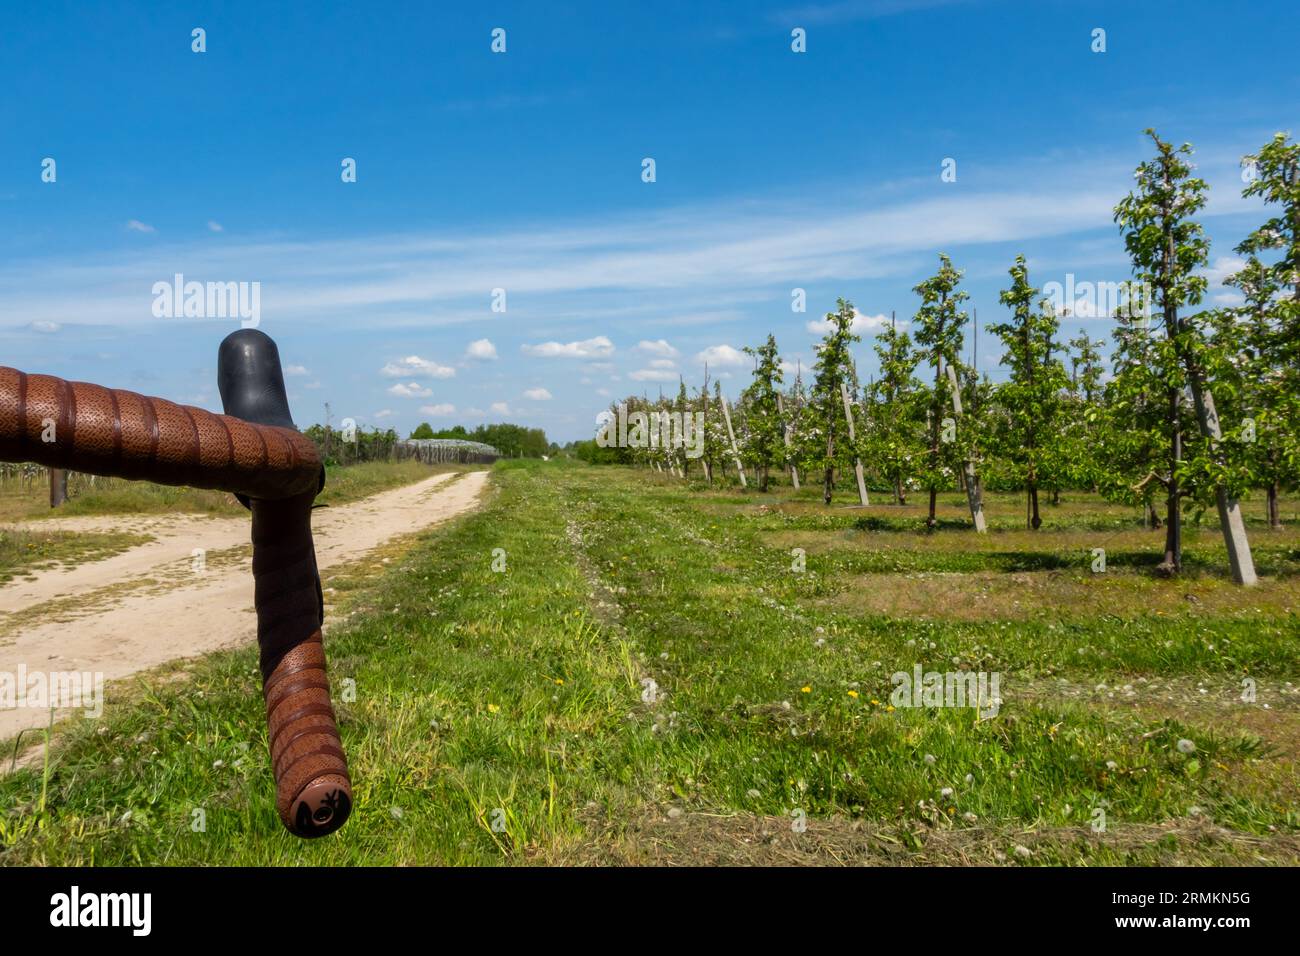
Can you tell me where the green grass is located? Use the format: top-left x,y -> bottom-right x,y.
0,528 -> 151,584
0,459 -> 454,522
1,461 -> 1296,865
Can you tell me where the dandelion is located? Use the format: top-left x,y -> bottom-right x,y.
1176,738 -> 1196,754
487,703 -> 500,714
847,690 -> 859,698
801,686 -> 811,694
940,787 -> 954,798
924,754 -> 936,766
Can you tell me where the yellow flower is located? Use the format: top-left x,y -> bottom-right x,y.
487,703 -> 500,713
847,690 -> 859,698
554,678 -> 565,685
870,699 -> 880,706
801,686 -> 811,693
886,705 -> 896,713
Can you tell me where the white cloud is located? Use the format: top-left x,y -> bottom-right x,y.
637,339 -> 679,358
695,344 -> 748,368
522,336 -> 614,359
648,358 -> 676,369
419,403 -> 456,416
490,401 -> 511,415
1204,255 -> 1247,288
374,409 -> 394,419
465,337 -> 498,360
30,320 -> 60,333
125,220 -> 155,234
805,310 -> 895,336
387,381 -> 433,398
0,149 -> 1195,352
207,221 -> 224,233
629,368 -> 679,382
303,381 -> 322,390
283,364 -> 310,376
523,387 -> 553,401
380,355 -> 455,379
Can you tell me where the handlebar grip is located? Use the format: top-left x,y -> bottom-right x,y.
0,366 -> 321,500
264,631 -> 353,837
252,491 -> 351,837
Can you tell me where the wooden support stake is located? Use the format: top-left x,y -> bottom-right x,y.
778,393 -> 800,490
720,397 -> 747,488
945,364 -> 987,533
1191,382 -> 1257,585
839,382 -> 868,506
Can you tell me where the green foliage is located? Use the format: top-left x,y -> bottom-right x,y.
911,255 -> 971,510
741,335 -> 784,490
865,315 -> 922,503
986,255 -> 1069,527
809,298 -> 862,503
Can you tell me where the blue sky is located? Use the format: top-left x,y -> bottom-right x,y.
1,0 -> 1296,442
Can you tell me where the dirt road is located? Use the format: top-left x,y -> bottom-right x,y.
0,470 -> 488,739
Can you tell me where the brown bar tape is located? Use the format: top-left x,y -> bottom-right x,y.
263,631 -> 352,837
0,367 -> 320,500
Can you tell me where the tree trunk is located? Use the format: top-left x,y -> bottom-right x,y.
49,468 -> 68,508
927,487 -> 938,529
894,477 -> 906,506
1267,479 -> 1281,529
1160,406 -> 1182,575
1029,483 -> 1041,530
823,433 -> 835,506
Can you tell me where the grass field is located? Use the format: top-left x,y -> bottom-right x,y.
0,528 -> 151,585
0,459 -> 454,523
1,460 -> 1297,865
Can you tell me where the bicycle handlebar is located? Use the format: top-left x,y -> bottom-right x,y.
0,330 -> 352,838
0,368 -> 321,500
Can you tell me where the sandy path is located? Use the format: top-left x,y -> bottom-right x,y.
0,470 -> 488,739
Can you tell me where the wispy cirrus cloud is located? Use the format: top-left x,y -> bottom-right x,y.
772,0 -> 979,26
0,150 -> 1163,336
